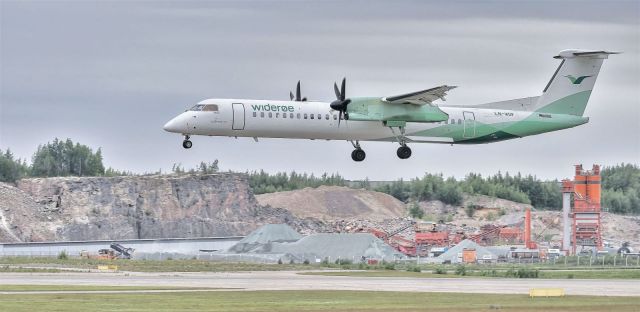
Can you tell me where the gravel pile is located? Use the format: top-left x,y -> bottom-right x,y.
227,224 -> 302,253
271,233 -> 406,261
225,224 -> 405,262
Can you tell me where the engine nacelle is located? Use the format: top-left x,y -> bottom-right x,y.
346,97 -> 448,123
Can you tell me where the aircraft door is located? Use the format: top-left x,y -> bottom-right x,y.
463,111 -> 476,138
232,103 -> 245,130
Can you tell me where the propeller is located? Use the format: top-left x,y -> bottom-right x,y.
330,77 -> 350,125
289,81 -> 307,102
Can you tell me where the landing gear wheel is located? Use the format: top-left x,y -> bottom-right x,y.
182,140 -> 193,149
397,145 -> 411,159
351,149 -> 366,162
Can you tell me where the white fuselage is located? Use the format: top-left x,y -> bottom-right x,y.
163,99 -> 530,144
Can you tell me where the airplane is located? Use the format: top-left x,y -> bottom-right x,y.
163,49 -> 618,161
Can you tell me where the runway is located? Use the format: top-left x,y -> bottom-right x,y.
1,271 -> 638,296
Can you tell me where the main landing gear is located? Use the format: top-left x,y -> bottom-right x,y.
390,125 -> 412,159
350,141 -> 366,162
182,135 -> 192,149
397,145 -> 412,159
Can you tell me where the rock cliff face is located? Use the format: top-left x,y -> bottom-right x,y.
1,173 -> 304,242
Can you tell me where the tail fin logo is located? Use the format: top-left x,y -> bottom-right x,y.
565,75 -> 592,85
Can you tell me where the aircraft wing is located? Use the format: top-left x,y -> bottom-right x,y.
382,85 -> 457,105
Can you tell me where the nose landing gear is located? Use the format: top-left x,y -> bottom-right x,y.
182,135 -> 192,149
350,140 -> 366,162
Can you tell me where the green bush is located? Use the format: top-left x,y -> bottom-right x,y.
408,202 -> 424,219
505,267 -> 539,278
454,265 -> 467,276
303,259 -> 310,265
382,261 -> 396,270
486,212 -> 497,221
357,263 -> 370,270
406,265 -> 421,272
432,267 -> 447,275
465,205 -> 479,218
57,251 -> 68,260
334,259 -> 352,265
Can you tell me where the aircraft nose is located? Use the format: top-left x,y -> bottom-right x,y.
163,118 -> 182,133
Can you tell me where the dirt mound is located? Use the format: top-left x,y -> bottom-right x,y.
255,186 -> 406,220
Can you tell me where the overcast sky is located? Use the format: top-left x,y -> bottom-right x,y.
1,0 -> 638,181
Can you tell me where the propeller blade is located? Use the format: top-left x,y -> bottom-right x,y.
338,111 -> 342,127
340,78 -> 346,101
296,81 -> 301,101
290,91 -> 294,101
334,82 -> 341,100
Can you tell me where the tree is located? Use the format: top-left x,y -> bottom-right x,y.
408,202 -> 424,219
0,149 -> 29,182
30,138 -> 105,177
601,164 -> 640,214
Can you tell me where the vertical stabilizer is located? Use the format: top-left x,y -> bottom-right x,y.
534,49 -> 618,116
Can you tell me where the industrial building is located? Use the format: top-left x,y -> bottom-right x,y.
562,164 -> 604,255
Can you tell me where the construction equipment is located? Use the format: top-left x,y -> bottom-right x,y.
110,243 -> 134,259
78,243 -> 134,260
97,248 -> 117,260
79,249 -> 116,260
368,220 -> 416,256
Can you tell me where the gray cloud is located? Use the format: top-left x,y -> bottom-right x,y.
1,0 -> 638,180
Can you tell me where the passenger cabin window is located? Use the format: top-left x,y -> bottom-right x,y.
202,104 -> 219,112
333,115 -> 337,120
297,113 -> 301,119
283,113 -> 287,118
268,112 -> 273,118
276,113 -> 280,118
290,113 -> 294,119
325,114 -> 329,120
260,112 -> 265,118
304,113 -> 308,119
317,114 -> 321,120
253,112 -> 257,117
458,119 -> 462,124
310,114 -> 314,119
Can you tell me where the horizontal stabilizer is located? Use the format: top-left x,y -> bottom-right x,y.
554,49 -> 621,59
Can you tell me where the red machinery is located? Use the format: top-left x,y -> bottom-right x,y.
561,164 -> 603,254
415,231 -> 449,246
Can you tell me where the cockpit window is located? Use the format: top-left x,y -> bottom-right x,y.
202,104 -> 218,112
189,104 -> 219,111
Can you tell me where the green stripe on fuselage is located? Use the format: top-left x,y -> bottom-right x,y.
402,112 -> 588,144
